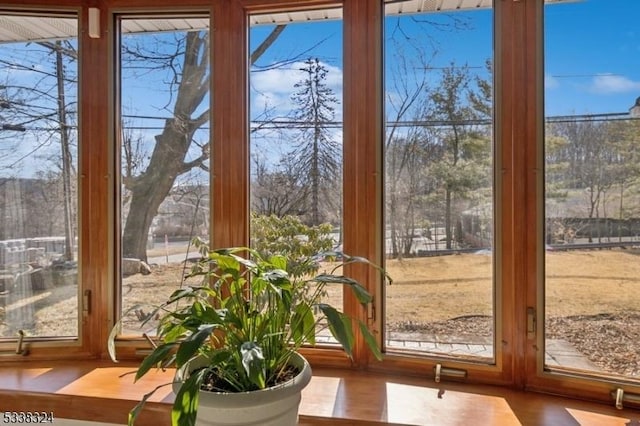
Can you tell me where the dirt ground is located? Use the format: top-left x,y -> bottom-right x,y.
2,248 -> 639,376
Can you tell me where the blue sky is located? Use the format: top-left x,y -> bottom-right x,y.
249,10 -> 493,123
544,0 -> 640,115
249,0 -> 640,119
2,0 -> 639,179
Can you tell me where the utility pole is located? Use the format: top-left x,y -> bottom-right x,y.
55,41 -> 74,262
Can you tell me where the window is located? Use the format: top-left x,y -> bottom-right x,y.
0,13 -> 79,340
383,1 -> 495,361
544,0 -> 640,384
1,0 -> 637,411
249,7 -> 345,343
117,14 -> 210,336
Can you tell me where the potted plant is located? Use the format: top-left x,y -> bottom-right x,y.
109,237 -> 390,426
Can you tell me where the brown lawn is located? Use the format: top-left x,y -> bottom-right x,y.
384,248 -> 640,324
3,248 -> 640,348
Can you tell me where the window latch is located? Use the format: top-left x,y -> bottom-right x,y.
0,330 -> 29,357
434,363 -> 467,383
527,307 -> 536,339
83,289 -> 91,316
367,298 -> 375,321
611,388 -> 640,410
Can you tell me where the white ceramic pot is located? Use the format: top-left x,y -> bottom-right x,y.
174,352 -> 312,426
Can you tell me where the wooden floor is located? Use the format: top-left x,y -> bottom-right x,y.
0,360 -> 638,425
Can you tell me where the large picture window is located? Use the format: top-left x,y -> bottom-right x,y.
249,8 -> 345,343
117,14 -> 210,336
383,1 -> 494,361
0,13 -> 79,340
2,1 -> 639,414
544,0 -> 640,381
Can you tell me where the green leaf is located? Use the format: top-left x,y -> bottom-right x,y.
312,273 -> 357,285
202,306 -> 225,324
359,321 -> 382,361
347,282 -> 373,305
263,268 -> 289,285
168,287 -> 196,302
212,251 -> 241,271
135,342 -> 178,382
318,304 -> 354,358
176,324 -> 217,367
228,250 -> 259,269
269,254 -> 287,271
127,382 -> 174,426
109,303 -> 158,361
291,302 -> 315,346
171,367 -> 207,426
313,274 -> 373,304
208,348 -> 232,366
240,342 -> 266,389
162,322 -> 189,342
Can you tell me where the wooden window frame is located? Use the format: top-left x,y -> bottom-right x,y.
0,5 -> 91,359
0,0 -> 636,411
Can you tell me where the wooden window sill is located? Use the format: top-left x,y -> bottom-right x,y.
0,360 -> 638,425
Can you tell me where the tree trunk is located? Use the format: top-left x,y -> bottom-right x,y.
445,187 -> 452,250
122,32 -> 208,261
121,27 -> 284,261
121,121 -> 192,260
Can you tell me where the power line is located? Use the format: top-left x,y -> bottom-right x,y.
4,111 -> 637,132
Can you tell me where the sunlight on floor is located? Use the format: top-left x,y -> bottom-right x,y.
385,382 -> 520,425
566,408 -> 632,426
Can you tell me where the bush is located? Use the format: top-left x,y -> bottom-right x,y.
250,213 -> 336,278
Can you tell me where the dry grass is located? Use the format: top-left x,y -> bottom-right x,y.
545,250 -> 640,317
2,247 -> 637,377
385,248 -> 640,325
3,248 -> 639,345
385,253 -> 493,325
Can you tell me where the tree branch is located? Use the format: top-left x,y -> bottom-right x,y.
250,24 -> 286,65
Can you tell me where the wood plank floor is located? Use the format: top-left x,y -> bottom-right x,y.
0,360 -> 638,425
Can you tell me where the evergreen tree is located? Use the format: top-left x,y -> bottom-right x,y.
428,63 -> 492,249
290,58 -> 341,225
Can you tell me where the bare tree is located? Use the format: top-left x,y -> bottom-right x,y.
251,156 -> 309,217
0,39 -> 78,250
383,16 -> 488,258
121,27 -> 286,261
547,119 -> 613,242
384,30 -> 433,259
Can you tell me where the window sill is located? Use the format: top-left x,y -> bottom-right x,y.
0,360 -> 638,425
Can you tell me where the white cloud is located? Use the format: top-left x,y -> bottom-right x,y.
545,74 -> 559,89
250,60 -> 343,117
589,74 -> 640,94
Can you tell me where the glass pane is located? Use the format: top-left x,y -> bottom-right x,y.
0,14 -> 79,339
119,16 -> 210,335
384,2 -> 494,360
544,0 -> 640,379
249,10 -> 344,344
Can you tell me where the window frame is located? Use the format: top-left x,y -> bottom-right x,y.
0,0 -> 634,410
0,6 -> 89,358
525,0 -> 640,405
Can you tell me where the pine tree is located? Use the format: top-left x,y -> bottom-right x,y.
290,58 -> 340,225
